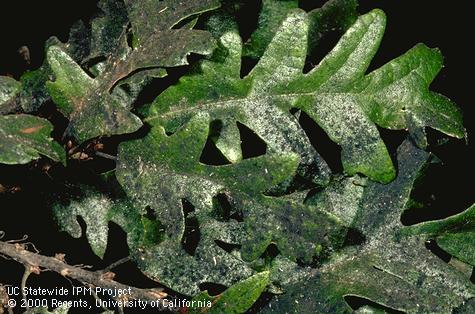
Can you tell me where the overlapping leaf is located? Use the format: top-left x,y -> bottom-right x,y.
63,138 -> 474,311
116,113 -> 345,294
264,141 -> 475,313
46,0 -> 220,143
55,172 -> 256,295
0,76 -> 21,114
87,0 -> 129,62
243,0 -> 358,59
17,34 -> 86,114
0,114 -> 64,165
0,71 -> 64,166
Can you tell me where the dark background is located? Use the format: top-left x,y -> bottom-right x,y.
0,1 -> 473,313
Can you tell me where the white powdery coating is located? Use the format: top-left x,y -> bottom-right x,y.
54,193 -> 112,258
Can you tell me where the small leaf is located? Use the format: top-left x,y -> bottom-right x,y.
0,76 -> 21,114
88,0 -> 129,61
46,46 -> 143,142
0,114 -> 64,165
18,33 -> 88,113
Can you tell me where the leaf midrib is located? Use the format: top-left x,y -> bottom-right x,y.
144,90 -> 378,122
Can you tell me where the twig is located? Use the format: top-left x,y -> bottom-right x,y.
104,257 -> 131,272
21,269 -> 31,310
72,264 -> 94,269
0,241 -> 167,303
6,235 -> 28,244
0,253 -> 12,261
24,242 -> 39,254
95,151 -> 117,161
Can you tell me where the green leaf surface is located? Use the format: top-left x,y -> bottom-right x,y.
353,43 -> 465,140
46,0 -> 219,142
17,27 -> 100,114
0,114 -> 64,165
191,271 -> 269,313
146,13 -> 332,185
147,9 -> 464,183
51,3 -> 470,312
305,174 -> 367,226
55,173 -> 256,295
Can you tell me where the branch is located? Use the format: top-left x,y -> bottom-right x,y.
0,241 -> 167,303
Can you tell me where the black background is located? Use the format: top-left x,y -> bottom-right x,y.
0,1 -> 473,313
